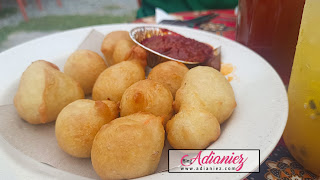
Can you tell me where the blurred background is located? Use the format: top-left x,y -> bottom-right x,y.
0,0 -> 238,52
0,0 -> 138,52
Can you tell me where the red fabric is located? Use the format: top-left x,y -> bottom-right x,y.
134,9 -> 237,40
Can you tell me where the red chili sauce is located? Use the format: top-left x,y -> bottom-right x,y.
141,34 -> 213,63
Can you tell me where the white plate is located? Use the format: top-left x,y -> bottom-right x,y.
0,23 -> 288,180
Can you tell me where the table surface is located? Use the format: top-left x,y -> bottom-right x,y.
135,9 -> 319,180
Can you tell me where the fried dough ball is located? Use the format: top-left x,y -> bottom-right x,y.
92,61 -> 145,102
174,66 -> 236,124
129,45 -> 147,68
112,39 -> 135,64
166,108 -> 220,149
101,31 -> 147,67
14,60 -> 84,124
55,99 -> 119,158
101,100 -> 120,119
120,79 -> 173,124
101,31 -> 131,65
148,61 -> 189,97
64,50 -> 107,95
91,113 -> 165,180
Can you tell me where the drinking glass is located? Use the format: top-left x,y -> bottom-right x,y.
236,0 -> 305,84
283,0 -> 320,175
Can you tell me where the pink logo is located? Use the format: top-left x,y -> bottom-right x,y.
180,151 -> 248,171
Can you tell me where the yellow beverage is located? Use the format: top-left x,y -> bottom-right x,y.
283,0 -> 320,175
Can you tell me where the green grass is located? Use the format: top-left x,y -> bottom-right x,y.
103,5 -> 122,10
0,12 -> 136,45
0,7 -> 17,19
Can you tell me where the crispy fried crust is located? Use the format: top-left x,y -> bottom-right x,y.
55,99 -> 119,158
92,61 -> 145,102
64,50 -> 107,95
91,112 -> 165,180
101,31 -> 147,67
14,60 -> 84,124
148,61 -> 189,97
174,66 -> 236,124
166,108 -> 220,149
120,79 -> 173,125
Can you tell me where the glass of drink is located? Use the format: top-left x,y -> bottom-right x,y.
236,0 -> 305,84
283,0 -> 320,175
